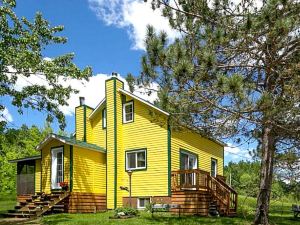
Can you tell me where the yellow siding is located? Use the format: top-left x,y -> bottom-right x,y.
75,107 -> 84,141
121,98 -> 169,203
86,107 -> 93,143
106,78 -> 124,209
106,79 -> 115,209
115,81 -> 124,207
90,107 -> 106,148
35,159 -> 41,193
72,146 -> 106,193
41,140 -> 70,193
171,130 -> 224,176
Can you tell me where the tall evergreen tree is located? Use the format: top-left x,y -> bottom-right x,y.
0,0 -> 92,129
129,1 -> 300,224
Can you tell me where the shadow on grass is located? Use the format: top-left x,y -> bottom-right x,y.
268,215 -> 300,225
145,212 -> 300,225
42,214 -> 74,225
144,213 -> 251,225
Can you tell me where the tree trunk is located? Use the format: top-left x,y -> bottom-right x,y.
254,124 -> 275,225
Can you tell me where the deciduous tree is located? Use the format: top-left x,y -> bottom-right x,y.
0,0 -> 92,129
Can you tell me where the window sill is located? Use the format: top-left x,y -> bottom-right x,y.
125,168 -> 147,172
123,120 -> 134,124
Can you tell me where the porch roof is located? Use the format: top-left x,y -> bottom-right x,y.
36,133 -> 106,153
9,155 -> 41,163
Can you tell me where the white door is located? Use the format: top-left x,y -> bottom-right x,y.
51,147 -> 63,189
180,152 -> 197,187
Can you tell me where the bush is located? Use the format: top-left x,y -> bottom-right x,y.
114,207 -> 138,217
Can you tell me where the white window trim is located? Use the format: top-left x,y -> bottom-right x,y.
123,101 -> 134,123
51,147 -> 64,190
211,158 -> 217,177
102,108 -> 106,128
126,149 -> 146,171
137,197 -> 151,209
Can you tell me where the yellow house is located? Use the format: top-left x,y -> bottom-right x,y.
10,75 -> 237,216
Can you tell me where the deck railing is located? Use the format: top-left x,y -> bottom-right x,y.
171,169 -> 210,191
171,169 -> 238,215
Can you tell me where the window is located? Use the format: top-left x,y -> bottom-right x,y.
123,101 -> 133,123
56,151 -> 63,183
211,158 -> 217,177
137,198 -> 150,209
126,149 -> 146,170
102,108 -> 106,128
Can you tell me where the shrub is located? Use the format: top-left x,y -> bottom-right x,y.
114,207 -> 138,217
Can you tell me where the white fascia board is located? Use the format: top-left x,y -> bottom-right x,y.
89,98 -> 106,120
118,89 -> 170,116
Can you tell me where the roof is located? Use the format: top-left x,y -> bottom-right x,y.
89,98 -> 106,120
118,89 -> 169,116
9,155 -> 41,163
86,82 -> 222,147
89,88 -> 169,120
36,133 -> 106,153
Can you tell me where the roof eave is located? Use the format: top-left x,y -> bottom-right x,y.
89,98 -> 106,120
36,133 -> 106,154
118,89 -> 170,116
9,155 -> 41,163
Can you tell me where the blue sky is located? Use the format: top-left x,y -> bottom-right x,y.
2,0 -> 253,164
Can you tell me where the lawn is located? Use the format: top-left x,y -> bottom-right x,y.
0,194 -> 16,217
0,195 -> 299,225
41,210 -> 300,225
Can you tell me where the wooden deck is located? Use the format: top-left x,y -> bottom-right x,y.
171,169 -> 237,216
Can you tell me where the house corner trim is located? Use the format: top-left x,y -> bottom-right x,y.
167,122 -> 171,196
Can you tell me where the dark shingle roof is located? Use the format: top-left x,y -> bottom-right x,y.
36,133 -> 106,153
9,155 -> 41,163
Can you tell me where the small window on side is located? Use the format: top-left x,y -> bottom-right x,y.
102,108 -> 106,128
211,158 -> 217,177
123,101 -> 133,123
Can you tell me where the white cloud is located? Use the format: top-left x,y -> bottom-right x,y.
8,69 -> 158,116
88,0 -> 180,50
224,143 -> 251,162
0,107 -> 13,123
59,73 -> 158,116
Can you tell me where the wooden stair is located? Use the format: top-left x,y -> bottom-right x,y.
4,192 -> 70,218
171,169 -> 238,217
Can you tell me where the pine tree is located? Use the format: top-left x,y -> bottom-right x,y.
130,1 -> 300,224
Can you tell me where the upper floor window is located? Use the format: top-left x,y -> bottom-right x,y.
126,149 -> 146,171
102,108 -> 106,128
123,101 -> 134,123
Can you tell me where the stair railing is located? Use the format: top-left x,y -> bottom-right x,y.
207,176 -> 238,215
215,176 -> 238,212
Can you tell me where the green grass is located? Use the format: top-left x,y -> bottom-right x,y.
0,194 -> 299,225
41,210 -> 299,225
0,194 -> 16,216
41,195 -> 300,225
